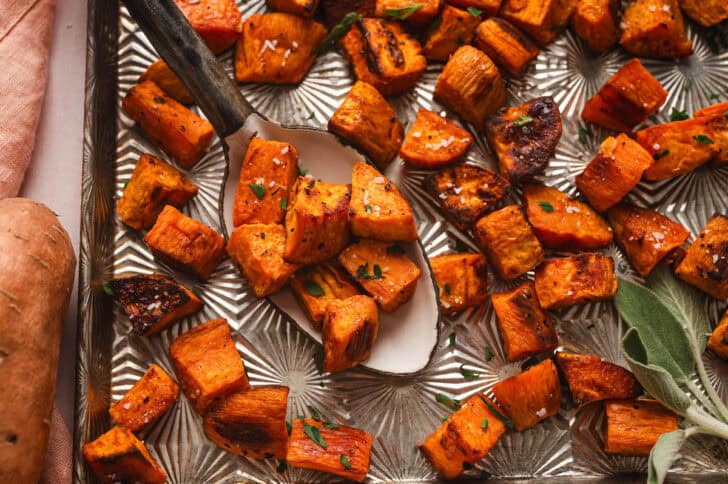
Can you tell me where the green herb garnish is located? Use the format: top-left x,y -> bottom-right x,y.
481,419 -> 489,430
298,166 -> 309,177
364,204 -> 373,213
323,422 -> 339,429
669,108 -> 689,121
277,460 -> 287,473
313,12 -> 362,55
454,239 -> 468,253
308,405 -> 322,421
280,197 -> 287,210
449,333 -> 456,348
538,201 -> 554,212
153,96 -> 166,104
710,93 -> 721,100
384,3 -> 423,20
479,396 -> 515,429
286,421 -> 292,435
386,244 -> 405,255
683,78 -> 693,91
484,347 -> 493,361
314,346 -> 324,374
356,263 -> 384,280
436,393 -> 461,410
654,149 -> 670,160
340,455 -> 352,470
303,421 -> 327,448
102,282 -> 113,296
304,280 -> 324,297
249,184 -> 266,199
444,283 -> 451,296
513,114 -> 534,127
693,134 -> 713,145
459,364 -> 480,380
578,127 -> 592,144
466,6 -> 483,16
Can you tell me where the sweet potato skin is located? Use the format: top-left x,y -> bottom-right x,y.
400,109 -> 473,168
675,215 -> 728,300
604,399 -> 678,456
534,254 -> 618,309
679,0 -> 728,27
423,5 -> 481,61
430,253 -> 488,315
500,0 -> 576,46
323,295 -> 380,372
266,0 -> 320,17
572,0 -> 619,53
174,0 -> 242,53
556,353 -> 640,405
619,0 -> 692,58
708,309 -> 728,359
290,262 -> 360,329
473,18 -> 540,77
110,364 -> 180,433
140,60 -> 193,104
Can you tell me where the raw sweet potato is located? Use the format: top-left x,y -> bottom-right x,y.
675,215 -> 728,300
323,295 -> 380,372
82,426 -> 166,484
572,0 -> 619,53
140,60 -> 193,104
679,0 -> 728,27
708,309 -> 728,359
473,18 -> 540,77
266,0 -> 320,17
555,353 -> 640,406
400,109 -> 473,168
604,399 -> 678,456
619,0 -> 692,58
447,0 -> 502,16
375,0 -> 443,25
423,5 -> 481,61
534,254 -> 618,309
290,262 -> 360,329
174,0 -> 242,53
109,364 -> 179,433
429,253 -> 488,315
500,0 -> 576,46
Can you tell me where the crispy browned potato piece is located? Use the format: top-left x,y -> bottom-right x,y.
575,134 -> 653,212
328,81 -> 404,169
349,162 -> 418,242
118,153 -> 198,230
109,364 -> 179,433
680,0 -> 728,26
169,318 -> 250,415
227,224 -> 300,297
423,5 -> 481,61
233,137 -> 299,226
400,109 -> 473,168
523,183 -> 613,251
435,46 -> 507,128
607,203 -> 689,276
534,253 -> 618,309
287,419 -> 373,482
82,426 -> 167,484
174,0 -> 242,53
492,359 -> 561,432
235,13 -> 326,84
321,0 -> 376,25
485,96 -> 562,184
145,205 -> 226,280
500,0 -> 576,46
473,205 -> 544,281
266,0 -> 320,17
604,399 -> 678,456
556,353 -> 640,406
338,239 -> 421,312
708,309 -> 728,359
290,262 -> 360,329
675,215 -> 728,300
323,295 -> 380,372
448,0 -> 502,16
430,253 -> 488,315
619,0 -> 692,58
284,178 -> 351,265
572,0 -> 619,53
204,386 -> 289,459
492,281 -> 558,361
375,0 -> 442,25
420,395 -> 508,480
423,164 -> 510,230
122,81 -> 214,168
108,274 -> 203,336
473,18 -> 540,77
140,60 -> 193,104
695,101 -> 728,119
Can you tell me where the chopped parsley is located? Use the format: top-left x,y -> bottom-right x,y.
481,419 -> 489,430
286,421 -> 292,435
479,396 -> 515,429
306,111 -> 316,121
653,149 -> 670,160
304,280 -> 324,297
484,347 -> 493,361
538,201 -> 554,212
444,283 -> 451,295
386,244 -> 405,255
683,78 -> 694,91
459,364 -> 480,380
102,282 -> 113,296
467,6 -> 483,16
384,3 -> 423,20
693,134 -> 714,145
323,422 -> 339,429
364,204 -> 373,213
578,127 -> 592,144
277,460 -> 287,473
298,166 -> 309,177
249,183 -> 266,199
513,114 -> 534,127
308,405 -> 322,421
313,12 -> 362,56
356,263 -> 384,280
303,421 -> 327,448
436,393 -> 462,410
340,455 -> 352,470
152,96 -> 166,104
449,332 -> 456,348
669,107 -> 689,121
280,197 -> 287,210
710,92 -> 721,100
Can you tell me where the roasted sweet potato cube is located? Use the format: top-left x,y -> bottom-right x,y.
287,419 -> 373,482
82,426 -> 167,484
604,399 -> 679,456
329,81 -> 404,169
500,0 -> 576,46
430,253 -> 488,315
421,395 -> 508,480
235,13 -> 326,84
447,0 -> 502,16
266,0 -> 320,17
227,224 -> 300,297
145,205 -> 225,280
523,184 -> 613,251
485,96 -> 562,184
323,295 -> 380,372
284,178 -> 351,265
321,0 -> 376,25
122,81 -> 214,168
110,364 -> 179,433
534,253 -> 618,309
338,239 -> 421,312
140,60 -> 193,104
375,0 -> 442,25
695,101 -> 728,119
204,386 -> 289,459
680,0 -> 728,26
607,204 -> 689,276
169,318 -> 250,414
290,262 -> 360,329
582,59 -> 667,132
349,162 -> 418,242
423,5 -> 481,61
575,134 -> 653,212
473,205 -> 544,281
492,281 -> 558,361
492,358 -> 561,432
572,0 -> 619,53
423,164 -> 510,230
556,353 -> 640,406
473,18 -> 540,77
341,18 -> 426,96
675,215 -> 728,300
619,0 -> 692,58
400,109 -> 473,168
708,309 -> 728,359
233,137 -> 299,226
118,153 -> 198,230
174,0 -> 242,53
434,46 -> 507,127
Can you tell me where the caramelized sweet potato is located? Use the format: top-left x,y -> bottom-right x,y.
492,358 -> 561,432
708,309 -> 728,359
323,295 -> 380,372
400,109 -> 473,168
448,0 -> 502,16
491,281 -> 558,361
695,101 -> 728,119
375,0 -> 443,25
556,353 -> 640,406
607,203 -> 689,276
110,364 -> 179,433
235,13 -> 326,84
174,0 -> 242,53
604,399 -> 678,456
500,0 -> 576,46
523,184 -> 612,250
122,81 -> 214,168
140,60 -> 193,104
321,0 -> 376,26
328,81 -> 404,169
534,253 -> 618,309
430,253 -> 488,315
675,215 -> 728,300
575,134 -> 653,212
434,46 -> 507,127
619,0 -> 692,58
582,59 -> 667,132
144,205 -> 226,280
338,239 -> 421,312
679,0 -> 728,26
287,419 -> 373,482
473,205 -> 544,281
423,164 -> 510,230
572,0 -> 619,53
473,18 -> 540,77
290,262 -> 360,329
203,386 -> 289,459
485,96 -> 562,184
266,0 -> 320,17
423,5 -> 481,61
169,318 -> 250,414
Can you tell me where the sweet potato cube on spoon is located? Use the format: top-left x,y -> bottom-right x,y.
322,295 -> 380,372
290,262 -> 360,330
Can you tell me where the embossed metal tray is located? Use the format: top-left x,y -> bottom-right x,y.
75,0 -> 728,481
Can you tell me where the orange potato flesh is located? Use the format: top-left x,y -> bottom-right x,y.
266,0 -> 320,17
555,353 -> 640,406
290,262 -> 360,329
534,253 -> 618,309
423,5 -> 481,61
473,18 -> 540,77
694,101 -> 728,118
619,0 -> 692,58
708,309 -> 728,359
400,109 -> 473,168
500,0 -> 576,46
174,0 -> 242,53
109,364 -> 179,433
429,253 -> 488,315
140,60 -> 193,104
572,0 -> 619,53
675,215 -> 728,300
679,0 -> 728,26
604,399 -> 678,456
323,295 -> 380,372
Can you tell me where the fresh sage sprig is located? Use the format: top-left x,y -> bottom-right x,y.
312,12 -> 361,56
615,265 -> 728,484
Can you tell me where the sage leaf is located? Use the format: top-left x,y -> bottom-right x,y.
313,12 -> 361,56
648,429 -> 686,484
